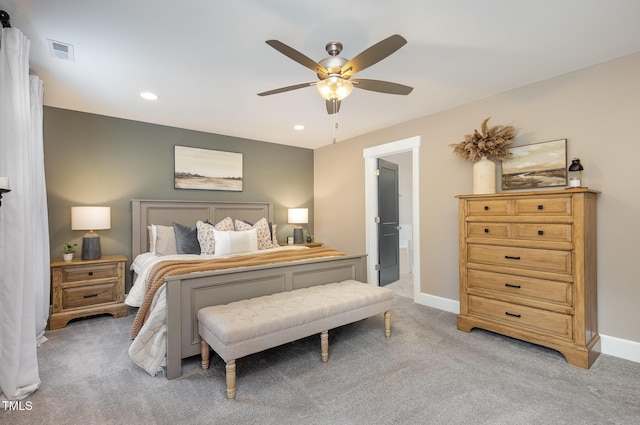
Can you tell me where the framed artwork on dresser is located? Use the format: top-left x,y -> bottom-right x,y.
501,139 -> 567,190
174,145 -> 243,191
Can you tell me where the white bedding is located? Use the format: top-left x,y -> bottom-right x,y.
127,245 -> 310,375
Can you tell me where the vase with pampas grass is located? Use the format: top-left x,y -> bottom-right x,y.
450,117 -> 516,194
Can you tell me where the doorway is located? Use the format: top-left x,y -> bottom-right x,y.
363,136 -> 420,298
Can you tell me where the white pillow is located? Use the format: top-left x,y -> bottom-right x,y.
196,217 -> 235,255
213,228 -> 258,256
153,224 -> 177,256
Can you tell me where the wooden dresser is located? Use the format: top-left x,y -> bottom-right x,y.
456,189 -> 599,368
50,255 -> 128,330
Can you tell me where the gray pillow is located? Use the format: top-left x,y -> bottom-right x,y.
172,222 -> 201,254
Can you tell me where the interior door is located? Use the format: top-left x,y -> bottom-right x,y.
377,158 -> 400,286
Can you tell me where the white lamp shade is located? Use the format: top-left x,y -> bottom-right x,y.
71,206 -> 111,231
288,208 -> 308,224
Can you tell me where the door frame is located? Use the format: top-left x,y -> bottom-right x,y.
363,136 -> 420,294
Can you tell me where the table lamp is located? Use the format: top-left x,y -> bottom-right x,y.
288,208 -> 308,244
71,206 -> 111,260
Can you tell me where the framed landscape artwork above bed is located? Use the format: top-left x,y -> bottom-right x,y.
502,139 -> 568,190
174,145 -> 243,191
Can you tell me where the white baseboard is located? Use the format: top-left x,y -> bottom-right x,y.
413,293 -> 640,364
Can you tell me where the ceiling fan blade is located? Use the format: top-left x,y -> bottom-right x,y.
340,34 -> 407,78
351,78 -> 413,95
257,82 -> 316,96
326,99 -> 341,115
266,40 -> 328,78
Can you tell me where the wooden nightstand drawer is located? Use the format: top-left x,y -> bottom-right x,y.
467,244 -> 572,275
63,282 -> 117,309
50,255 -> 128,329
468,295 -> 573,339
62,263 -> 118,282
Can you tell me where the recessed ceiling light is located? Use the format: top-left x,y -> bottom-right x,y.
293,124 -> 305,131
140,92 -> 159,101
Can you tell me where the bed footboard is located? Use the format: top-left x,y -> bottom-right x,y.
164,253 -> 367,379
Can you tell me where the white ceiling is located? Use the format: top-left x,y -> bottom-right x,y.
3,0 -> 640,149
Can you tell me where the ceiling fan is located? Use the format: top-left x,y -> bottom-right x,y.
258,34 -> 413,114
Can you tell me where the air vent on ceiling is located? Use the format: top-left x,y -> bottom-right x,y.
47,39 -> 75,61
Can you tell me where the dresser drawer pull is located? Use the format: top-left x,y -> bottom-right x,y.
538,204 -> 544,210
484,228 -> 489,233
505,311 -> 521,318
505,283 -> 521,289
538,230 -> 544,235
88,272 -> 94,276
484,205 -> 489,211
504,255 -> 521,260
83,294 -> 98,299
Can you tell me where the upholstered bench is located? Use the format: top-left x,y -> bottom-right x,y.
197,279 -> 393,399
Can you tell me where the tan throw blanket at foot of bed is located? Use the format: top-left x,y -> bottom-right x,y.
130,248 -> 345,339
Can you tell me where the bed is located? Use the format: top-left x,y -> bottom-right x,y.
128,199 -> 367,379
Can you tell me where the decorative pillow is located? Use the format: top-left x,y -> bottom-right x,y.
153,224 -> 177,256
197,217 -> 234,255
235,217 -> 274,250
172,222 -> 201,255
147,225 -> 155,253
213,228 -> 258,256
271,223 -> 278,245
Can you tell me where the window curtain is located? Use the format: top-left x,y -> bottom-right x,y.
0,26 -> 50,401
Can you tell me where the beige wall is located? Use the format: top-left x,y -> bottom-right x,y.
315,51 -> 640,344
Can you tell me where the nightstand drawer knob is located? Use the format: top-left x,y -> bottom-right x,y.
83,294 -> 98,299
538,230 -> 544,235
484,228 -> 489,233
484,205 -> 489,211
88,272 -> 94,276
538,204 -> 544,210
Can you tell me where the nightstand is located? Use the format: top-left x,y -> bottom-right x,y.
50,255 -> 128,330
280,242 -> 323,248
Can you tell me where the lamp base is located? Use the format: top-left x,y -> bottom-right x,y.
81,232 -> 101,260
293,228 -> 304,244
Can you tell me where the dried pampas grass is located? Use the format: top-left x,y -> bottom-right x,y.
450,117 -> 516,162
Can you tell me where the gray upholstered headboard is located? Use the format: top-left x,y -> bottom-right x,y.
131,199 -> 273,259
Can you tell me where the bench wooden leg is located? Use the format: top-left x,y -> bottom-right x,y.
321,330 -> 329,363
226,360 -> 236,400
384,311 -> 391,338
201,340 -> 210,370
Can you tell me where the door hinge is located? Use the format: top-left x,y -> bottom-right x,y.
375,264 -> 381,271
374,216 -> 380,224
375,169 -> 380,176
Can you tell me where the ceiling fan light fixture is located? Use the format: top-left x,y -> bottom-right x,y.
316,76 -> 353,101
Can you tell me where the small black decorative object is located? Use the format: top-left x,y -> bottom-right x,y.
0,188 -> 10,207
568,158 -> 584,188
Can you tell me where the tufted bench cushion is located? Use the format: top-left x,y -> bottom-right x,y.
198,279 -> 393,399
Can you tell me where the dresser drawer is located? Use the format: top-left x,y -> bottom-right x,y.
514,197 -> 571,216
62,282 -> 117,309
467,199 -> 510,216
467,269 -> 572,307
62,263 -> 118,282
468,295 -> 572,339
467,244 -> 572,274
467,223 -> 511,239
513,223 -> 572,243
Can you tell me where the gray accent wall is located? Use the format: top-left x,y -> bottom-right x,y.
44,107 -> 313,289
